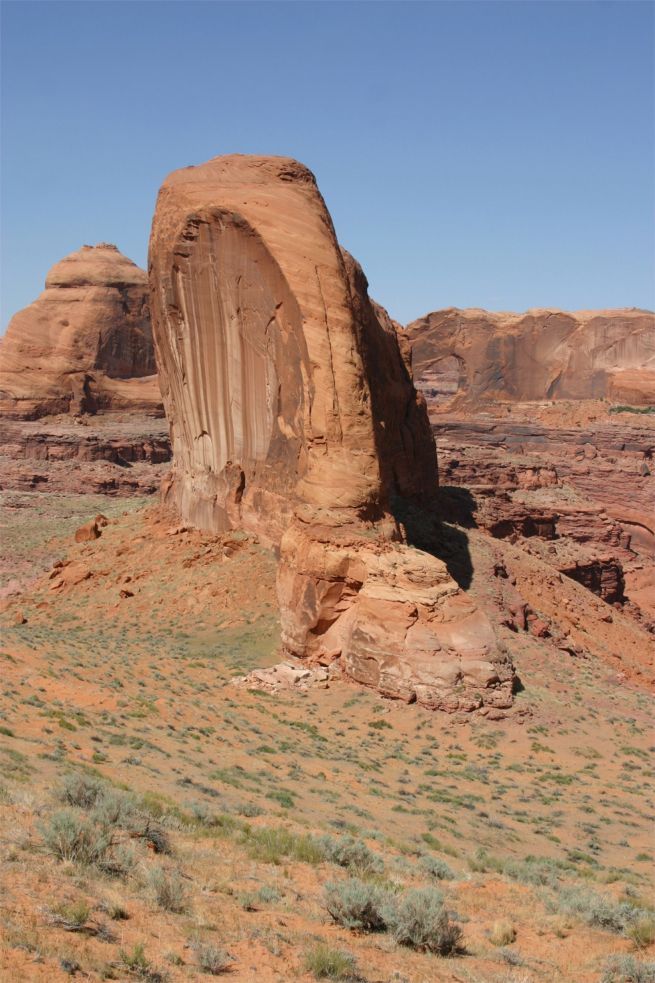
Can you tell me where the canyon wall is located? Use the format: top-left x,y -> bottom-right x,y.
148,154 -> 514,711
407,307 -> 655,412
407,308 -> 655,635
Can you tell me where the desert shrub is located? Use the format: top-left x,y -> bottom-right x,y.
91,789 -> 137,828
601,954 -> 655,983
146,866 -> 188,913
609,405 -> 655,415
237,801 -> 264,818
41,810 -> 110,865
470,849 -> 560,888
193,941 -> 232,975
497,946 -> 524,966
389,887 -> 463,955
118,942 -> 168,981
419,855 -> 455,881
238,883 -> 281,910
137,822 -> 172,855
59,773 -> 105,809
119,942 -> 148,972
324,878 -> 391,932
188,801 -> 213,825
51,900 -> 92,928
503,857 -> 559,887
100,842 -> 139,879
256,884 -> 280,904
556,886 -> 641,933
304,942 -> 359,980
244,826 -> 324,865
319,834 -> 383,874
627,916 -> 655,950
57,774 -> 171,857
100,900 -> 130,921
489,919 -> 517,946
59,957 -> 81,975
267,789 -> 294,808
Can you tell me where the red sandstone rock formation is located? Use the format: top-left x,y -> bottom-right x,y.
406,307 -> 655,412
74,520 -> 101,543
431,415 -> 655,626
148,154 -> 514,711
0,415 -> 171,497
407,306 -> 654,630
0,244 -> 162,419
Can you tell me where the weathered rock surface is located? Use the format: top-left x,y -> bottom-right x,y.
0,243 -> 162,419
405,305 -> 653,651
0,418 -> 171,466
431,415 -> 655,624
149,154 -> 514,710
231,661 -> 331,694
407,307 -> 655,411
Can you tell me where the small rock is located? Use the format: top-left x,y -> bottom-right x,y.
528,616 -> 550,638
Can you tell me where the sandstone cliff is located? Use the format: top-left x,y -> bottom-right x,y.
407,304 -> 655,640
0,244 -> 162,419
406,307 -> 655,413
149,154 -> 514,711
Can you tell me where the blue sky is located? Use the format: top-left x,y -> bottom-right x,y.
2,0 -> 653,329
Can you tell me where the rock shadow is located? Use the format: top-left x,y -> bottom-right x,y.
389,488 -> 477,592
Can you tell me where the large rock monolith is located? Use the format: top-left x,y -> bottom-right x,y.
149,154 -> 514,711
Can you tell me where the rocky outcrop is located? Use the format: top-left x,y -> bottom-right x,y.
0,244 -> 162,419
0,418 -> 171,467
560,557 -> 625,605
149,154 -> 514,711
432,415 -> 655,621
0,417 -> 171,497
407,307 -> 655,412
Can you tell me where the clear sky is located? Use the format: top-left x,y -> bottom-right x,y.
1,0 -> 653,330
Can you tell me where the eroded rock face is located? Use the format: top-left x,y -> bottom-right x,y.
0,244 -> 161,419
149,154 -> 514,710
432,415 -> 655,628
407,307 -> 655,411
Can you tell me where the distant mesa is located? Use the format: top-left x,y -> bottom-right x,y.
406,307 -> 655,415
0,243 -> 162,419
148,153 -> 515,712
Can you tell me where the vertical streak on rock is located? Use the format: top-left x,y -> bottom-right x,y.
314,264 -> 344,444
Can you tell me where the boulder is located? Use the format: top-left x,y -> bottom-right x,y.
74,520 -> 101,543
149,154 -> 514,711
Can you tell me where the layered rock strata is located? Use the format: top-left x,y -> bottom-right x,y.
0,417 -> 171,496
432,416 -> 655,622
149,154 -> 514,710
0,244 -> 162,419
407,304 -> 653,625
407,307 -> 655,412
